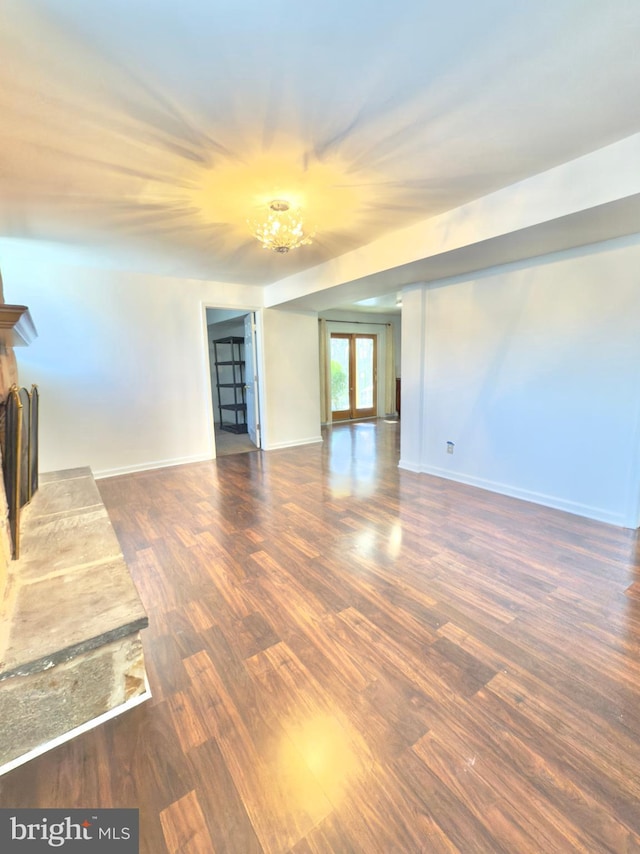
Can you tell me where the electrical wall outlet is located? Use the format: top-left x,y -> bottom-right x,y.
446,441 -> 455,454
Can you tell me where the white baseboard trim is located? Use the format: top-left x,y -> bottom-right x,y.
415,464 -> 632,528
94,454 -> 212,479
262,435 -> 323,451
398,458 -> 423,473
0,680 -> 152,777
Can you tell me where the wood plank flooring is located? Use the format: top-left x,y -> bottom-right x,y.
2,419 -> 640,852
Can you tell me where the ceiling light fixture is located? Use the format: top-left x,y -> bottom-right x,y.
248,200 -> 314,253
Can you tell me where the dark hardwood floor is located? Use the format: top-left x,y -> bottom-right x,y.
2,419 -> 640,852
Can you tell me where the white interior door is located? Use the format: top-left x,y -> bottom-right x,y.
244,312 -> 260,447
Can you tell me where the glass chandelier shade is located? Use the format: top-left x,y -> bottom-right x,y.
248,200 -> 314,253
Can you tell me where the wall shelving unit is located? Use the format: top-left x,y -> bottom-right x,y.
212,336 -> 247,434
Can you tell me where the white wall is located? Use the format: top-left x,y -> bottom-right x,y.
400,287 -> 427,468
400,233 -> 640,527
260,309 -> 322,450
0,241 -> 263,476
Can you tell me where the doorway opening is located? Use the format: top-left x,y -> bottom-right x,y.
330,333 -> 377,421
206,308 -> 262,458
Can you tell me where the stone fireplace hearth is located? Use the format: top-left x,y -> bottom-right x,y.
0,467 -> 149,771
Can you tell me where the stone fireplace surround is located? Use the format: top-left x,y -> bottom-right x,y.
0,282 -> 149,773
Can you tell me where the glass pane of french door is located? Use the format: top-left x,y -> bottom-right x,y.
355,337 -> 374,410
330,335 -> 350,413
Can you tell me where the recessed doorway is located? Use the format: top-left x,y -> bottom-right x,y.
206,308 -> 262,458
330,332 -> 377,421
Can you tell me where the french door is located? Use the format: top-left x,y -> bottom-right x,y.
330,333 -> 377,421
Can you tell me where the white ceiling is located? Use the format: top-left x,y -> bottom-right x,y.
2,0 -> 640,291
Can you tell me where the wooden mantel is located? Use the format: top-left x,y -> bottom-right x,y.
0,304 -> 37,347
